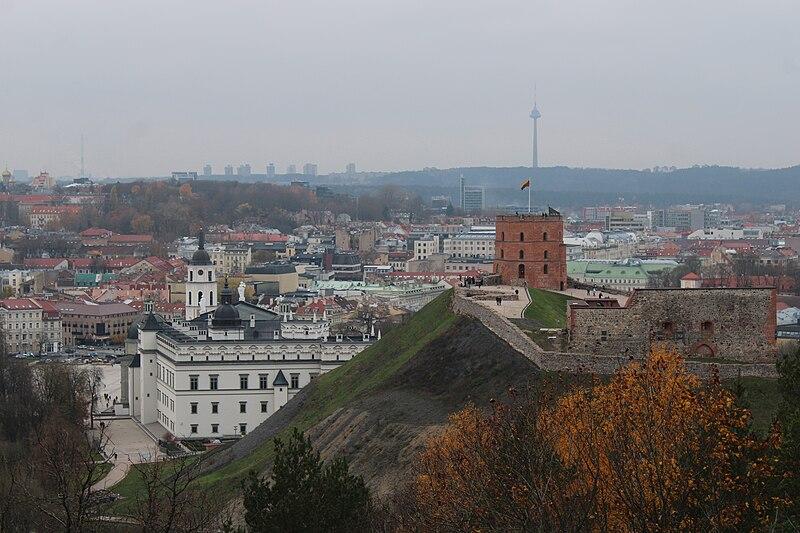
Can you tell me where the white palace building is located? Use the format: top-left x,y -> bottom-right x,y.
126,238 -> 375,439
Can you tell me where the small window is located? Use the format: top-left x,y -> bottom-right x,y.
239,424 -> 247,435
211,402 -> 218,414
190,424 -> 198,434
500,232 -> 505,241
519,232 -> 524,241
543,264 -> 548,274
701,321 -> 714,333
261,401 -> 268,413
518,250 -> 524,260
543,250 -> 548,259
211,424 -> 219,433
239,401 -> 247,413
500,249 -> 504,259
189,375 -> 198,391
290,374 -> 300,389
190,402 -> 198,414
543,232 -> 548,241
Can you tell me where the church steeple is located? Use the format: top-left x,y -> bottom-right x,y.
185,229 -> 217,320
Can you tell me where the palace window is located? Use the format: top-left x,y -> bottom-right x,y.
240,375 -> 249,389
261,401 -> 268,413
190,402 -> 198,414
259,374 -> 268,390
211,424 -> 219,433
211,402 -> 218,414
290,374 -> 300,389
239,402 -> 247,413
210,375 -> 218,390
190,424 -> 198,434
240,424 -> 247,435
189,375 -> 198,391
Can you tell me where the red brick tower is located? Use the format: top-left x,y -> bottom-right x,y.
494,214 -> 567,290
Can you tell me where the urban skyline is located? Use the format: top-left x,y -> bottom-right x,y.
2,1 -> 799,176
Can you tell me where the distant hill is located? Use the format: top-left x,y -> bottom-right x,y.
376,165 -> 800,206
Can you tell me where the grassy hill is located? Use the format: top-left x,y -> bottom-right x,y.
112,290 -> 545,505
110,289 -> 783,512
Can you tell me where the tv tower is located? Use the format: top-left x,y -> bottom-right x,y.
529,93 -> 541,169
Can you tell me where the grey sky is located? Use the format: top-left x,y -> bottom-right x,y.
1,0 -> 798,177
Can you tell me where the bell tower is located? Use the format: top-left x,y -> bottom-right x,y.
185,231 -> 217,320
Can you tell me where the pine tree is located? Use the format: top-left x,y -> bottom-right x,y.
241,428 -> 371,533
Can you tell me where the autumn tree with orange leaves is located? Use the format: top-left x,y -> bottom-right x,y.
406,349 -> 790,532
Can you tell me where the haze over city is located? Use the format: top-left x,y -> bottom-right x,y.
1,0 -> 799,177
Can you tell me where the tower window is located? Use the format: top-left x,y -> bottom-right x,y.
519,232 -> 525,241
189,271 -> 193,282
518,264 -> 525,279
543,264 -> 548,274
518,250 -> 524,260
544,250 -> 548,259
543,232 -> 548,241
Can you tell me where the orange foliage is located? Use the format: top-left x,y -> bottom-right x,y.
410,350 -> 788,531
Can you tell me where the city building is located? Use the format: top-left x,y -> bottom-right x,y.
27,205 -> 82,229
413,235 -> 440,261
237,164 -> 251,177
303,163 -> 318,176
604,212 -> 650,232
203,164 -> 212,176
0,298 -> 60,354
443,233 -> 495,259
567,259 -> 678,292
30,171 -> 56,189
224,165 -> 234,176
53,301 -> 138,345
462,186 -> 485,213
208,244 -> 252,275
266,163 -> 276,179
246,263 -> 299,295
287,164 -> 297,174
494,213 -> 567,290
346,163 -> 356,175
126,279 -> 376,438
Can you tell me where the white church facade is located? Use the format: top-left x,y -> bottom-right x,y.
127,237 -> 375,439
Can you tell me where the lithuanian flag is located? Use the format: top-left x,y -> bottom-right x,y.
520,179 -> 531,190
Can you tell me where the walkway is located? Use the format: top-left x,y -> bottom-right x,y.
468,285 -> 531,319
555,287 -> 629,306
91,418 -> 162,492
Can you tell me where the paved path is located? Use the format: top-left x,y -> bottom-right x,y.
469,285 -> 531,319
556,288 -> 629,306
90,418 -> 161,492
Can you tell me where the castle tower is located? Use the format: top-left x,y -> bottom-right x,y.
494,212 -> 566,290
185,232 -> 218,320
530,100 -> 541,169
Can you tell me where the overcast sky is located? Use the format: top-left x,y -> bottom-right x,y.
1,0 -> 798,177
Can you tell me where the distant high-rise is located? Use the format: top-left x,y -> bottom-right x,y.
237,163 -> 251,176
303,163 -> 318,176
203,164 -> 212,176
12,169 -> 28,181
224,165 -> 234,176
287,164 -> 297,174
458,174 -> 466,210
463,186 -> 485,213
530,99 -> 541,168
346,162 -> 356,175
266,163 -> 276,179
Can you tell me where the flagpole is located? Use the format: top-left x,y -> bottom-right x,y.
528,181 -> 531,213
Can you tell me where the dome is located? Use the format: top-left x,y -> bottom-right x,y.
211,278 -> 241,328
191,231 -> 212,265
1,169 -> 11,178
191,248 -> 211,265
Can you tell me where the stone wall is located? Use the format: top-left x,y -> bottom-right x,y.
452,289 -> 778,378
568,288 -> 778,363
